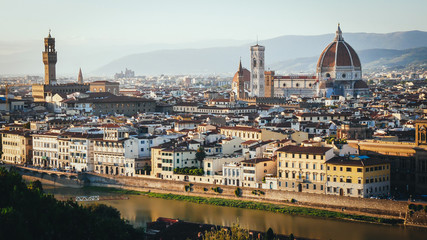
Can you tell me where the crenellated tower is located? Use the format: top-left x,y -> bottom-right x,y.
43,30 -> 57,85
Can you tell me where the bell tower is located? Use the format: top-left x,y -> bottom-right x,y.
250,43 -> 265,97
43,30 -> 57,85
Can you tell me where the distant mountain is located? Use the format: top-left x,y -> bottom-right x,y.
270,47 -> 427,73
95,31 -> 427,75
1,31 -> 427,76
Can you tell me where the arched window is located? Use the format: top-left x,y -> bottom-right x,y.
253,58 -> 257,67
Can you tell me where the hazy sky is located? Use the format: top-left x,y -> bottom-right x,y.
1,0 -> 427,45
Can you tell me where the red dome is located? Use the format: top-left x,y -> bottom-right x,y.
317,26 -> 361,70
232,68 -> 250,83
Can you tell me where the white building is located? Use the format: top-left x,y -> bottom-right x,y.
223,162 -> 244,186
32,131 -> 60,169
93,126 -> 139,176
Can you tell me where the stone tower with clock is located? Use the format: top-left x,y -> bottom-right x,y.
250,44 -> 265,97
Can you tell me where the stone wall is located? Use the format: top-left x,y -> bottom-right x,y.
9,165 -> 409,219
85,173 -> 408,217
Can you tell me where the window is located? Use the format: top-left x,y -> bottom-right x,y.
333,166 -> 336,171
340,167 -> 343,171
346,178 -> 352,183
346,167 -> 351,172
306,164 -> 309,169
357,168 -> 362,172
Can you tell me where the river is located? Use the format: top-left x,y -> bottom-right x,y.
43,184 -> 426,240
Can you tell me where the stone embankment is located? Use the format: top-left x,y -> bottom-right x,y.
13,166 -> 427,226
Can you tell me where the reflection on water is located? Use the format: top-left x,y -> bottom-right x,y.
44,185 -> 427,240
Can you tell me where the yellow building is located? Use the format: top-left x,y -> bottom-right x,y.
1,130 -> 32,165
347,119 -> 427,195
220,126 -> 288,141
326,156 -> 390,198
276,145 -> 334,194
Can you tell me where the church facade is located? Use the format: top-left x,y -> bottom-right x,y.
231,24 -> 369,100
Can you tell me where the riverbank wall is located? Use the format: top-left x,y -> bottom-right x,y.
11,166 -> 415,221
84,172 -> 408,218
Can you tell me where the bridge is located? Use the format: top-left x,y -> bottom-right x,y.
5,165 -> 86,185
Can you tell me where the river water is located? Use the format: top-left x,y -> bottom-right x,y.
43,184 -> 426,240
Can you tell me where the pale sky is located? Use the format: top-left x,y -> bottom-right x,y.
1,0 -> 426,45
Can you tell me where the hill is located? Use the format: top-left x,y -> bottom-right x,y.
269,47 -> 427,73
95,31 -> 427,75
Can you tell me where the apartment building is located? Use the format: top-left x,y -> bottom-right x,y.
326,156 -> 390,198
241,158 -> 276,188
1,130 -> 32,165
276,145 -> 334,194
32,131 -> 60,168
223,162 -> 243,186
93,127 -> 138,176
151,146 -> 198,179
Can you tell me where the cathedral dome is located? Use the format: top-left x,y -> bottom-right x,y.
232,62 -> 251,84
317,25 -> 361,71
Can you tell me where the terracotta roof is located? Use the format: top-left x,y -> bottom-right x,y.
277,145 -> 332,154
354,80 -> 369,89
326,156 -> 389,167
241,158 -> 273,164
241,140 -> 258,145
220,126 -> 261,133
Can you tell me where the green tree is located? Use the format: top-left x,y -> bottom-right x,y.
196,146 -> 206,163
203,224 -> 250,240
0,167 -> 143,239
265,228 -> 274,240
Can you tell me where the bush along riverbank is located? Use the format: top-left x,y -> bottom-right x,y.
81,185 -> 403,225
140,192 -> 403,225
